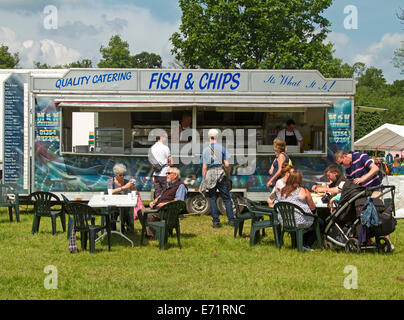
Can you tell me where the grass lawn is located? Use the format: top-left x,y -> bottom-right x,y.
0,205 -> 403,300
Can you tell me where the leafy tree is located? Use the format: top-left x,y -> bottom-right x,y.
66,59 -> 93,68
0,44 -> 19,68
171,0 -> 338,75
387,80 -> 404,97
98,35 -> 132,68
34,59 -> 93,69
356,67 -> 386,91
393,48 -> 404,74
98,35 -> 162,68
354,111 -> 383,140
34,61 -> 63,69
353,64 -> 404,139
393,8 -> 404,74
131,52 -> 162,68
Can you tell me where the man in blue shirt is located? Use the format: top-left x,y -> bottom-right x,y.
334,151 -> 381,187
201,129 -> 234,228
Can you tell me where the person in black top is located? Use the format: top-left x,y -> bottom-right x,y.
311,164 -> 346,196
277,119 -> 304,150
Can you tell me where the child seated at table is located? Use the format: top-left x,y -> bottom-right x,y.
267,163 -> 294,207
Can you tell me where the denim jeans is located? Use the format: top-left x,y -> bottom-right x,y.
208,177 -> 234,223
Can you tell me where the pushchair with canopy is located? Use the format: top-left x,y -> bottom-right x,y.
323,179 -> 397,253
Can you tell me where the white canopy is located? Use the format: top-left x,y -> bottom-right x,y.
354,123 -> 404,151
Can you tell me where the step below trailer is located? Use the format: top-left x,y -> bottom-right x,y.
0,68 -> 355,214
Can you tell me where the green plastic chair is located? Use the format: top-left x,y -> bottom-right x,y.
64,202 -> 111,253
232,195 -> 280,247
0,184 -> 20,222
247,201 -> 280,247
274,202 -> 323,252
140,201 -> 186,250
232,195 -> 266,238
30,191 -> 66,235
61,194 -> 95,239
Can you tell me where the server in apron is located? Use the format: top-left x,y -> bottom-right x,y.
277,119 -> 303,151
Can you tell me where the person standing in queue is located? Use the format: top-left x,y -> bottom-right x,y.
149,133 -> 172,200
200,129 -> 234,228
277,119 -> 304,151
267,138 -> 291,189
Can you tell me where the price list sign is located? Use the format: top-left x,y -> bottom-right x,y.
3,74 -> 27,191
327,99 -> 352,153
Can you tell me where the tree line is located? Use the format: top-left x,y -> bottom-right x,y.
0,1 -> 403,140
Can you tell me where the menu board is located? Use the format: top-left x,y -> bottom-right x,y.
327,99 -> 352,153
3,73 -> 28,192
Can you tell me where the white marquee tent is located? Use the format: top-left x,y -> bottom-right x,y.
354,123 -> 404,151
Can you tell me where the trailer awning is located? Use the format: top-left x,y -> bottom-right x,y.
56,100 -> 333,111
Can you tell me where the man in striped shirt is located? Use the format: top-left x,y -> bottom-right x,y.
334,151 -> 381,187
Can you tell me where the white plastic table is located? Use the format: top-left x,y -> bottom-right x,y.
88,194 -> 138,247
311,193 -> 329,208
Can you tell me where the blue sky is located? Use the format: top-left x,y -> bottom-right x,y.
0,0 -> 402,82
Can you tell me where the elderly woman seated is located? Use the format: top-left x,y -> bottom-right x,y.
107,163 -> 144,233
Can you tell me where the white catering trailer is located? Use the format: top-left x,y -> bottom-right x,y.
0,68 -> 355,213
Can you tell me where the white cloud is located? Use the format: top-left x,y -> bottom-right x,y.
0,2 -> 180,68
352,32 -> 404,82
354,33 -> 404,65
0,26 -> 81,67
327,31 -> 350,47
327,31 -> 404,82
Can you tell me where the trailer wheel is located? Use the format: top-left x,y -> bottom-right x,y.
345,238 -> 360,254
185,193 -> 210,215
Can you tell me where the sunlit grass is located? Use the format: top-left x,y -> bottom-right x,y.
0,206 -> 403,300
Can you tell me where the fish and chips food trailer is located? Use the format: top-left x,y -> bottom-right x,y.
0,68 -> 355,214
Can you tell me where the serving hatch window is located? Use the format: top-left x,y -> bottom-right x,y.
60,106 -> 327,155
196,107 -> 327,154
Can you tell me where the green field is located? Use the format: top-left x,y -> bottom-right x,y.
0,206 -> 403,300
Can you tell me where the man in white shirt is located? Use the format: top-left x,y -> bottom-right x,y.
149,134 -> 172,199
277,119 -> 303,150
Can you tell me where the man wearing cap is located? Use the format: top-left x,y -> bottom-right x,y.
200,129 -> 234,228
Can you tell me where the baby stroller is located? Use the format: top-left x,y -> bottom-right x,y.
323,179 -> 397,253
